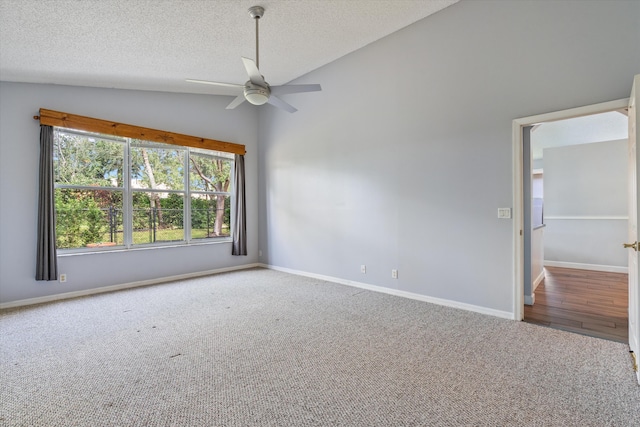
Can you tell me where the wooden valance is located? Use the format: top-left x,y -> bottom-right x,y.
35,108 -> 246,155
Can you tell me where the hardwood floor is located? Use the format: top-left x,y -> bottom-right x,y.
524,266 -> 628,343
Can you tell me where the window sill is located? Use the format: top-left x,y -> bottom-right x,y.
57,239 -> 232,257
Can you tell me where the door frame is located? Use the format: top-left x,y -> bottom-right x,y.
512,98 -> 629,321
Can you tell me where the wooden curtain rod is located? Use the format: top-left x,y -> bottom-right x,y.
35,109 -> 246,155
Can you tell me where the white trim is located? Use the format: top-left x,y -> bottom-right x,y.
543,260 -> 628,274
513,120 -> 524,320
514,98 -> 630,125
545,215 -> 628,220
512,98 -> 629,322
524,294 -> 535,305
0,263 -> 262,310
57,238 -> 233,257
261,264 -> 513,320
533,270 -> 545,291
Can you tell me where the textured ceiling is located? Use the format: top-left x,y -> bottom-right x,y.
0,0 -> 459,95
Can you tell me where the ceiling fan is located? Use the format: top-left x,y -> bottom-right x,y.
187,6 -> 321,113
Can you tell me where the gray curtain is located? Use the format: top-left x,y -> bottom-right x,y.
232,154 -> 247,255
36,125 -> 58,280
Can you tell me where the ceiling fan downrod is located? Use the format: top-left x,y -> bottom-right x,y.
185,4 -> 321,113
248,6 -> 264,69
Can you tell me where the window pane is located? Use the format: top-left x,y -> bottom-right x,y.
130,146 -> 185,191
55,188 -> 123,249
132,192 -> 184,244
191,195 -> 230,239
54,131 -> 124,187
189,153 -> 232,193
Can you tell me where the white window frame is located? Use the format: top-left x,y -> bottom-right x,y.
53,127 -> 234,253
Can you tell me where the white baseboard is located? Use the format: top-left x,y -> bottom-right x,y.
4,262 -> 518,321
532,270 -> 545,292
543,260 -> 628,274
524,294 -> 535,306
261,263 -> 513,320
0,263 -> 262,310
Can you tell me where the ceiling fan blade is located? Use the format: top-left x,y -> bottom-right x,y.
241,57 -> 265,86
271,84 -> 322,95
185,79 -> 243,89
267,95 -> 298,113
226,95 -> 246,110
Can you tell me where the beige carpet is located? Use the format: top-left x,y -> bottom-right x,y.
1,268 -> 639,426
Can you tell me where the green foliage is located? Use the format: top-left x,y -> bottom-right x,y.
224,196 -> 230,226
190,154 -> 231,193
55,189 -> 108,249
190,197 -> 212,229
189,196 -> 231,235
54,131 -> 123,187
132,192 -> 151,230
160,193 -> 184,228
130,143 -> 185,190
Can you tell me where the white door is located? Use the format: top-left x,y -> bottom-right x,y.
627,74 -> 640,384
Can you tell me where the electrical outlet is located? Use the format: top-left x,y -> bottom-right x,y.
59,274 -> 67,283
360,265 -> 366,274
259,250 -> 262,257
391,269 -> 398,279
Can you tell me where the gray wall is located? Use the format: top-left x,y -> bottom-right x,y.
544,139 -> 628,268
0,82 -> 259,304
258,0 -> 640,313
1,0 -> 639,314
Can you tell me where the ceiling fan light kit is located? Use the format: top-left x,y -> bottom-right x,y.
244,83 -> 269,105
186,5 -> 321,113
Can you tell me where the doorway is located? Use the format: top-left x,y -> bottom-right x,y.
522,111 -> 629,342
514,76 -> 640,386
512,99 -> 630,326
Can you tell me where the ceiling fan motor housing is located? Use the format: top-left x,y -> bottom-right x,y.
244,81 -> 270,105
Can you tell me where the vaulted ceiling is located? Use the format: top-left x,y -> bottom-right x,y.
0,0 -> 459,95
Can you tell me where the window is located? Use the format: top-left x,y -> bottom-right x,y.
53,128 -> 234,251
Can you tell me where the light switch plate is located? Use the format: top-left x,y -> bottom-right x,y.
498,208 -> 511,219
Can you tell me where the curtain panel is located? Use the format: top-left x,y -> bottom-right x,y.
232,154 -> 247,255
36,125 -> 58,280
